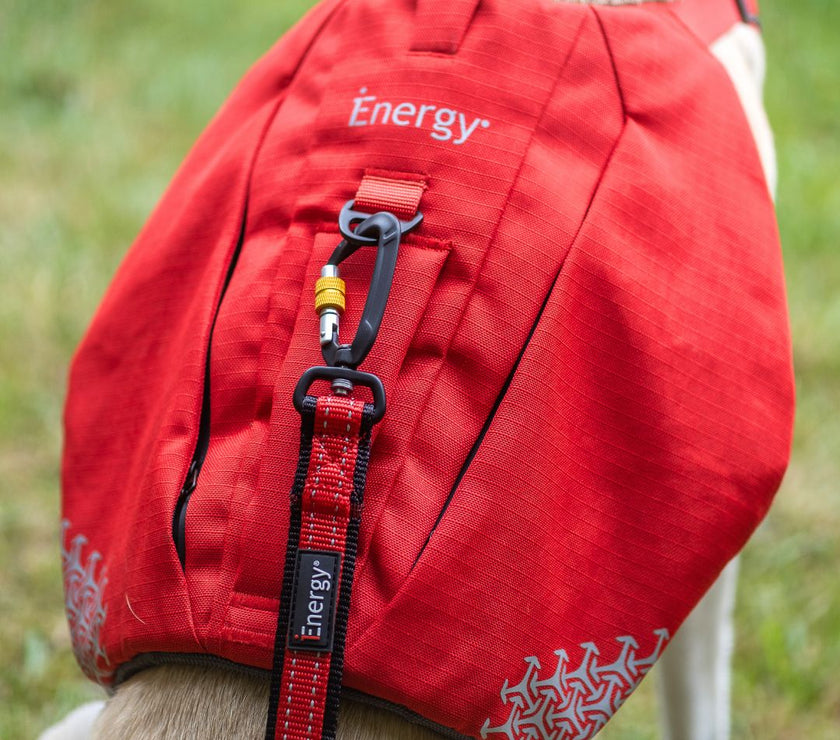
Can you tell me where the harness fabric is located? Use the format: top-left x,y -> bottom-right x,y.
62,1 -> 791,738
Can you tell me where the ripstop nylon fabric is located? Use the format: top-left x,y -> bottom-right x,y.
62,0 -> 792,737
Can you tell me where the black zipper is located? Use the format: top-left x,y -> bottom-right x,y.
172,218 -> 247,570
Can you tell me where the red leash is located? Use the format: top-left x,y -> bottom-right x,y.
266,394 -> 373,739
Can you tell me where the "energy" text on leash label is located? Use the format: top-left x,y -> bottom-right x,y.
288,550 -> 340,652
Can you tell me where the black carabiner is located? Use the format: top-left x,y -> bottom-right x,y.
298,200 -> 422,421
337,199 -> 423,246
319,201 -> 422,370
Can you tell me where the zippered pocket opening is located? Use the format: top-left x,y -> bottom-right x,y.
172,217 -> 248,569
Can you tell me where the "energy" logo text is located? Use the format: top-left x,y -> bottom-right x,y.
348,88 -> 490,145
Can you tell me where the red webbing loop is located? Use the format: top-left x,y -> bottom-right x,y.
354,170 -> 427,221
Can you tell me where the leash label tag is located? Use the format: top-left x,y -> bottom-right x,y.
288,550 -> 341,652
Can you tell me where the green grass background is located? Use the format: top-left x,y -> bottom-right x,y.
1,1 -> 837,737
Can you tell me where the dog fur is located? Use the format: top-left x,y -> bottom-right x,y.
89,666 -> 441,740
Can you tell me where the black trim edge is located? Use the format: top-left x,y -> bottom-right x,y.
734,0 -> 761,27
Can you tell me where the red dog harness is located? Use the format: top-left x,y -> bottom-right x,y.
62,1 -> 790,738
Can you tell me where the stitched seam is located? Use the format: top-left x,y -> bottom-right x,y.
307,657 -> 322,738
352,19 -> 631,643
282,657 -> 297,738
359,118 -> 631,644
211,0 -> 355,649
174,83 -> 293,654
592,7 -> 628,120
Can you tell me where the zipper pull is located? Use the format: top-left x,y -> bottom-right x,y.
173,459 -> 200,567
182,459 -> 200,496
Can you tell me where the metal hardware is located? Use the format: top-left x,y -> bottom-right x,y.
337,199 -> 423,246
294,366 -> 387,424
301,199 -> 423,414
317,200 -> 422,371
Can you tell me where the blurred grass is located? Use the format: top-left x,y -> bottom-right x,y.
0,0 -> 837,737
0,1 -> 319,736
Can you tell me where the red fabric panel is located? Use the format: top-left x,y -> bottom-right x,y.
410,0 -> 481,54
61,0 -> 348,679
672,0 -> 755,46
354,170 -> 427,220
350,3 -> 614,629
345,3 -> 791,736
62,1 -> 791,738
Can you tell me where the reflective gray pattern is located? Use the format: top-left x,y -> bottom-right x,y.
482,629 -> 669,740
62,520 -> 109,683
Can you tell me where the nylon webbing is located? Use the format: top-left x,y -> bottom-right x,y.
266,395 -> 373,740
354,170 -> 427,221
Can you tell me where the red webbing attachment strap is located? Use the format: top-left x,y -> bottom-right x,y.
354,169 -> 427,221
266,395 -> 374,740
